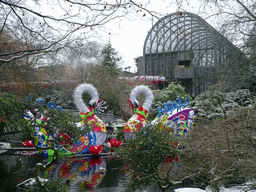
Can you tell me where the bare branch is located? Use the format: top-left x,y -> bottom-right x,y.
235,0 -> 256,20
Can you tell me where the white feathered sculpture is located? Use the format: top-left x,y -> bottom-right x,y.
73,83 -> 107,146
124,85 -> 154,138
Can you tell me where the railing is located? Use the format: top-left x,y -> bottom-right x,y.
173,67 -> 194,78
173,66 -> 207,79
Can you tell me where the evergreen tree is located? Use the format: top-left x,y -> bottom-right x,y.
101,43 -> 121,76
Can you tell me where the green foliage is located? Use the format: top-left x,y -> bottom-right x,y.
0,92 -> 28,134
0,91 -> 88,147
114,123 -> 181,192
148,83 -> 192,120
101,43 -> 121,68
24,178 -> 69,192
154,82 -> 192,103
25,99 -> 89,149
101,42 -> 121,76
38,108 -> 89,147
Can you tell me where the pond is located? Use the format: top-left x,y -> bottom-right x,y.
0,152 -> 193,192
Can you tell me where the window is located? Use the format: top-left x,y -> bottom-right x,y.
179,60 -> 191,67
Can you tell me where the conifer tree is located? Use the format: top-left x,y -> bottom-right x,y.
101,43 -> 121,76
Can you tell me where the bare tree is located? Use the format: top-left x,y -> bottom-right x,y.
62,40 -> 103,82
0,0 -> 159,64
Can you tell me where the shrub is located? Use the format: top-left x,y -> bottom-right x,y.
115,123 -> 182,192
190,89 -> 255,119
180,107 -> 256,190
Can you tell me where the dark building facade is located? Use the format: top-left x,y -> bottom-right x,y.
137,12 -> 244,97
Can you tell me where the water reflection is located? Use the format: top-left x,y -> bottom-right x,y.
0,154 -> 127,192
43,156 -> 107,191
0,153 -> 192,192
0,155 -> 37,192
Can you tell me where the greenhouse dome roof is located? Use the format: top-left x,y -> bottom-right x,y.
143,11 -> 241,67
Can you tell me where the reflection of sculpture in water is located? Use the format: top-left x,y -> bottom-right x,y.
43,156 -> 106,190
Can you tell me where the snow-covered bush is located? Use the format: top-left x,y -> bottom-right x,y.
190,89 -> 255,119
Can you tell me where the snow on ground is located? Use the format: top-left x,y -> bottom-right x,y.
174,187 -> 256,192
175,188 -> 206,192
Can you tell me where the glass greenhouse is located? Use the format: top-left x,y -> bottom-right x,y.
137,12 -> 244,97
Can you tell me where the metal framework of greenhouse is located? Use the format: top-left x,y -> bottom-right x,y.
137,12 -> 245,97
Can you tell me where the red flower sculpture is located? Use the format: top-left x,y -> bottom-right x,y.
21,139 -> 34,147
107,138 -> 122,148
89,145 -> 102,155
